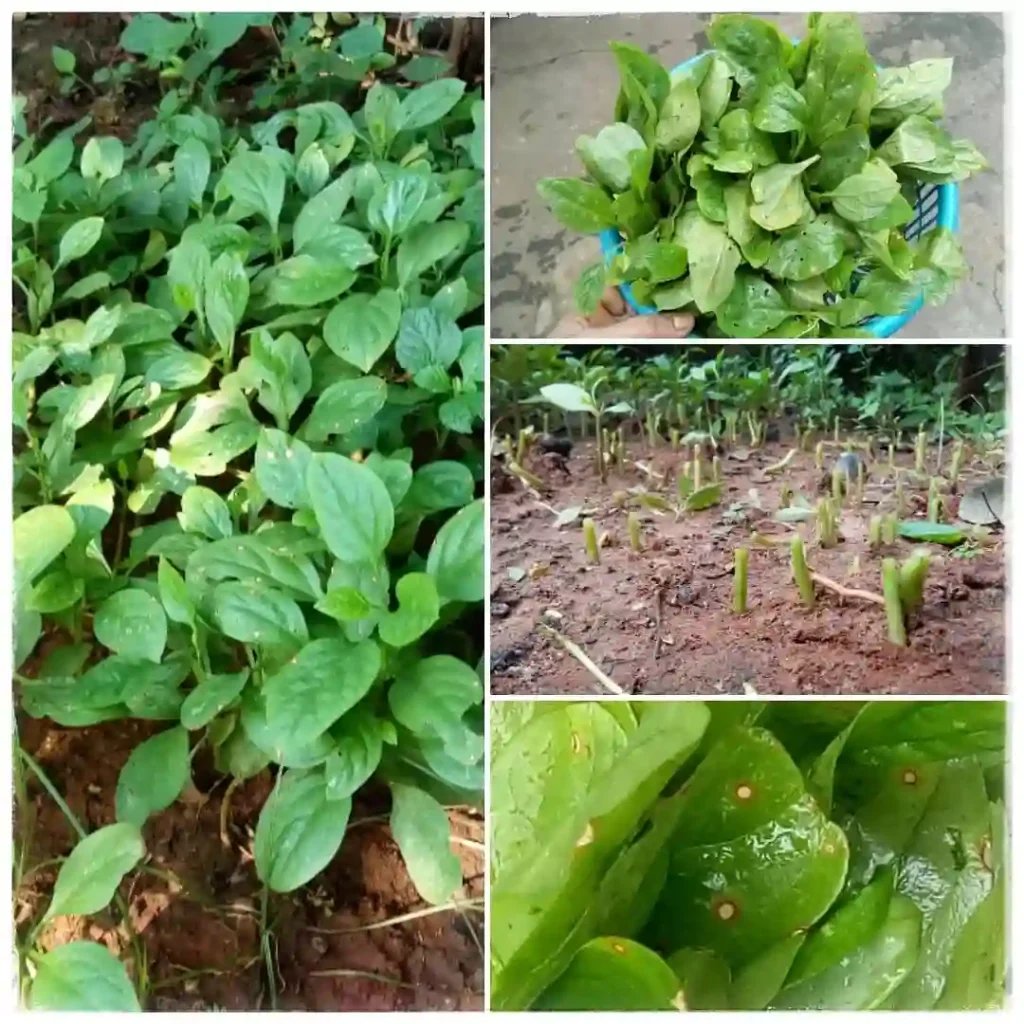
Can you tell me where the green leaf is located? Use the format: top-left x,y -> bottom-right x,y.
826,160 -> 900,222
180,670 -> 249,730
307,452 -> 395,563
13,504 -> 76,593
678,209 -> 741,313
378,572 -> 440,647
264,638 -> 381,749
115,726 -> 191,827
537,178 -> 616,232
765,215 -> 846,281
707,13 -> 792,95
212,581 -> 309,648
397,221 -> 470,286
535,937 -> 683,1010
406,461 -> 475,512
29,941 -> 141,1011
263,255 -> 356,307
715,274 -> 792,338
93,588 -> 168,663
57,216 -> 104,269
655,78 -> 701,154
186,535 -> 322,601
389,783 -> 463,904
539,382 -> 595,413
253,428 -> 313,509
302,375 -> 387,443
204,252 -> 248,360
400,78 -> 466,131
749,157 -> 818,231
244,329 -> 311,427
221,150 -> 286,234
325,709 -> 386,800
896,521 -> 965,545
323,288 -> 401,372
52,45 -> 76,74
46,822 -> 145,919
178,485 -> 233,540
254,768 -> 351,892
81,137 -> 124,182
426,498 -> 484,602
395,307 -> 462,373
295,143 -> 330,197
576,122 -> 650,191
173,138 -> 211,206
364,82 -> 403,154
119,12 -> 193,62
367,171 -> 428,237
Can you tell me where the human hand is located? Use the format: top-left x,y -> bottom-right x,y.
550,287 -> 695,339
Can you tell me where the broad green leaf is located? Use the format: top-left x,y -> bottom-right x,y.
115,726 -> 191,827
302,375 -> 387,443
426,498 -> 484,602
666,948 -> 731,1010
245,328 -> 311,428
325,709 -> 386,800
406,461 -> 474,512
57,216 -> 104,269
536,178 -> 616,232
212,580 -> 309,648
389,782 -> 462,904
29,941 -> 141,1011
81,137 -> 124,182
295,142 -> 330,196
180,670 -> 249,730
307,452 -> 395,563
253,428 -> 313,509
534,937 -> 683,1010
46,822 -> 145,919
93,588 -> 167,663
264,637 -> 381,749
186,535 -> 322,601
28,569 -> 84,614
294,173 -> 355,253
400,77 -> 466,130
576,122 -> 649,192
254,768 -> 351,892
263,255 -> 356,307
367,171 -> 428,237
178,485 -> 233,540
13,504 -> 76,592
221,149 -> 286,233
378,572 -> 440,647
749,157 -> 818,231
204,252 -> 248,360
119,12 -> 193,62
395,307 -> 462,373
678,209 -> 740,313
52,45 -> 76,74
539,382 -> 595,413
323,288 -> 401,371
397,221 -> 470,286
896,520 -> 965,545
174,138 -> 211,206
715,273 -> 792,337
826,160 -> 900,223
765,215 -> 845,281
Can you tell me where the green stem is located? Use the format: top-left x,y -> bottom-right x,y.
627,511 -> 642,552
260,885 -> 277,1010
733,547 -> 749,614
791,535 -> 815,607
582,518 -> 599,564
881,557 -> 906,646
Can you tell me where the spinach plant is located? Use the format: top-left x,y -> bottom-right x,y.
537,13 -> 988,337
12,44 -> 484,1009
491,700 -> 1006,1011
539,381 -> 633,482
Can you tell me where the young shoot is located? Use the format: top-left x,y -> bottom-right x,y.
627,511 -> 642,552
915,426 -> 926,474
881,558 -> 906,646
582,517 -> 600,563
733,547 -> 749,614
815,440 -> 824,470
791,535 -> 815,607
868,515 -> 882,550
540,382 -> 633,484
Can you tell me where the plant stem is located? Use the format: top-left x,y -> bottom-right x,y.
692,443 -> 702,489
881,557 -> 906,646
670,427 -> 679,450
627,511 -> 642,552
915,427 -> 926,473
712,454 -> 722,484
888,442 -> 895,471
927,478 -> 941,522
582,517 -> 599,564
733,547 -> 749,614
833,415 -> 840,442
791,535 -> 815,606
898,550 -> 930,617
950,439 -> 964,490
260,885 -> 277,1011
815,440 -> 824,470
868,515 -> 882,549
882,513 -> 898,545
595,411 -> 606,483
894,474 -> 905,518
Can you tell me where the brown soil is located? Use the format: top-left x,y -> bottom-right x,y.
490,436 -> 1005,696
15,716 -> 483,1012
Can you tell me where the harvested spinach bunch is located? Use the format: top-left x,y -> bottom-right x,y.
537,13 -> 988,338
490,700 -> 1006,1011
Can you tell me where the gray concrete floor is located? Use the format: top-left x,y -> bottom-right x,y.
490,13 -> 1005,338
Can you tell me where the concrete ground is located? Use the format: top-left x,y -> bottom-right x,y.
490,13 -> 1005,339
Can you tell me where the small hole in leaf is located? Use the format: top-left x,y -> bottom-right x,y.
611,942 -> 627,954
735,782 -> 754,801
713,896 -> 739,922
902,768 -> 918,786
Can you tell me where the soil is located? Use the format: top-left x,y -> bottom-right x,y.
15,716 -> 483,1011
490,435 -> 1005,696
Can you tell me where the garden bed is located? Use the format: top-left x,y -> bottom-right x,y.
490,436 -> 1004,696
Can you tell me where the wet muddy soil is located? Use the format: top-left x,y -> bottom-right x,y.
15,716 -> 483,1011
490,436 -> 1005,696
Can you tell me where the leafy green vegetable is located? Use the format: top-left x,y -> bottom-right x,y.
537,12 -> 985,336
491,700 -> 1005,1011
13,34 -> 483,1009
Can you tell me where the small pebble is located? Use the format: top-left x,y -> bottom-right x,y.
491,602 -> 511,619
